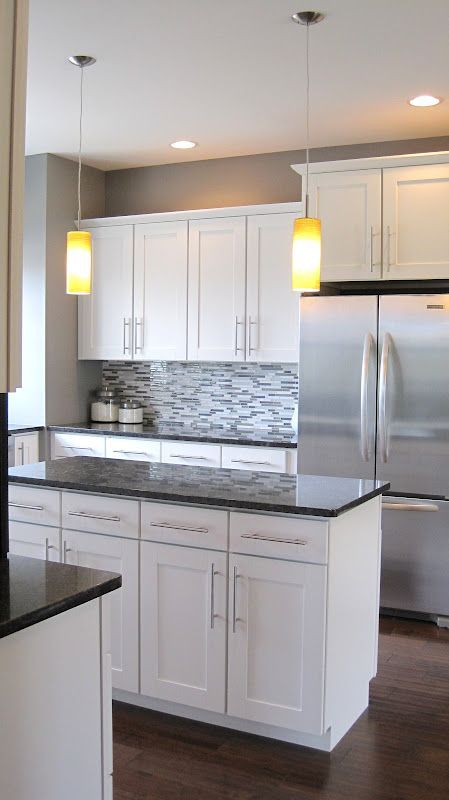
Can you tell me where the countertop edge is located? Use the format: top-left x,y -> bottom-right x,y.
8,474 -> 388,518
0,573 -> 122,641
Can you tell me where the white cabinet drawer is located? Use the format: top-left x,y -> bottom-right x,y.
62,492 -> 139,539
161,440 -> 221,469
106,436 -> 161,462
141,502 -> 228,550
230,512 -> 328,564
221,445 -> 287,473
51,432 -> 106,459
8,485 -> 60,527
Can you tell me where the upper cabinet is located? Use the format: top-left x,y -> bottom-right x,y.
188,217 -> 246,361
79,204 -> 301,364
79,225 -> 134,360
292,154 -> 449,283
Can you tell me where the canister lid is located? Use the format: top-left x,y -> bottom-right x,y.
119,399 -> 142,409
95,385 -> 119,399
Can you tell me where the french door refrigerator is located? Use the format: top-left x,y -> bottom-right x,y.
298,294 -> 449,619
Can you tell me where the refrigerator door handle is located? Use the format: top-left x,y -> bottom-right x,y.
379,332 -> 392,463
360,333 -> 374,461
382,501 -> 439,512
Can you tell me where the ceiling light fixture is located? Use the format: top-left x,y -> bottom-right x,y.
291,11 -> 324,293
170,140 -> 197,149
409,95 -> 441,107
66,55 -> 96,295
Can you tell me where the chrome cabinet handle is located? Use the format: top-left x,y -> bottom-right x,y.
68,510 -> 121,522
123,317 -> 131,354
170,454 -> 208,460
248,316 -> 258,355
63,541 -> 72,563
232,565 -> 239,633
134,318 -> 144,353
385,226 -> 394,271
382,502 -> 439,513
241,533 -> 308,546
113,449 -> 154,457
234,316 -> 244,356
231,459 -> 272,466
45,537 -> 56,561
210,563 -> 217,630
360,332 -> 374,462
378,332 -> 392,464
370,226 -> 380,271
150,521 -> 209,534
8,502 -> 44,511
18,442 -> 25,465
66,446 -> 94,452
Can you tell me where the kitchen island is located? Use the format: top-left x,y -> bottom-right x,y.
0,553 -> 120,800
9,457 -> 389,752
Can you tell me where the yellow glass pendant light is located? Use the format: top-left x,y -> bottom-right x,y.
66,55 -> 96,295
291,12 -> 324,293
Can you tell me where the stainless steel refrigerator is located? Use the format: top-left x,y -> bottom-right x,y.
298,294 -> 449,620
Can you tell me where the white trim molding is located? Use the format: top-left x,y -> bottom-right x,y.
291,151 -> 449,178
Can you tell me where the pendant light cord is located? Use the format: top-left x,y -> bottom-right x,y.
77,66 -> 84,231
305,20 -> 310,217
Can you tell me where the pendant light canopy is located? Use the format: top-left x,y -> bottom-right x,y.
66,55 -> 96,295
291,11 -> 324,293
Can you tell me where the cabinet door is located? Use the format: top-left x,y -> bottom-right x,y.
383,164 -> 449,280
308,170 -> 382,282
14,432 -> 39,465
134,221 -> 188,360
141,542 -> 227,711
78,225 -> 134,360
9,521 -> 60,561
51,432 -> 106,459
228,554 -> 326,733
246,214 -> 299,363
188,217 -> 246,361
62,530 -> 139,693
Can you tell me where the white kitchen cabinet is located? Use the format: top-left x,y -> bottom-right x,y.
308,170 -> 382,282
227,553 -> 326,733
188,217 -> 246,361
8,521 -> 60,561
105,435 -> 161,462
13,431 -> 39,465
134,221 -> 188,360
221,444 -> 289,474
382,164 -> 449,280
246,214 -> 300,362
141,541 -> 227,712
51,431 -> 106,459
78,225 -> 134,360
160,439 -> 221,468
62,528 -> 139,693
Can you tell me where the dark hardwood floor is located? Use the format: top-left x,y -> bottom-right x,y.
112,616 -> 449,799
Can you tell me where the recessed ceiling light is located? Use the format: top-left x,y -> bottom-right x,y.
170,140 -> 197,149
409,95 -> 441,107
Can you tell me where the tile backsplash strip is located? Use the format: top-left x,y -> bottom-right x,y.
102,361 -> 298,436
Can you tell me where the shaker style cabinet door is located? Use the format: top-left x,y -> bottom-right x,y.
62,529 -> 139,693
227,553 -> 326,733
8,521 -> 60,562
308,170 -> 382,282
246,213 -> 299,363
141,542 -> 227,712
188,217 -> 246,361
134,221 -> 188,360
78,225 -> 134,360
382,164 -> 449,280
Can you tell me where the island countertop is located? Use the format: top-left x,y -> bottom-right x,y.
0,554 -> 121,640
9,457 -> 389,517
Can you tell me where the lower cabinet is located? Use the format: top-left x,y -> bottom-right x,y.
8,521 -> 60,561
140,541 -> 227,712
13,432 -> 40,465
62,529 -> 139,693
227,553 -> 327,734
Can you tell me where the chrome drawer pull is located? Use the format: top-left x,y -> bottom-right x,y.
68,511 -> 121,522
66,446 -> 94,452
241,533 -> 308,546
45,538 -> 56,561
9,502 -> 44,511
113,450 -> 154,457
382,502 -> 439,513
150,521 -> 209,534
232,566 -> 240,633
231,459 -> 273,466
170,454 -> 208,460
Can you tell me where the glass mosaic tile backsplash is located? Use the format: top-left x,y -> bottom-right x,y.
102,361 -> 298,436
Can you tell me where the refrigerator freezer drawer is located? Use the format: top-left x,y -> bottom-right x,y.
380,496 -> 449,616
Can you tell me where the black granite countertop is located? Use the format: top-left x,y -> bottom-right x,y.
9,457 -> 389,518
48,422 -> 298,449
8,424 -> 44,435
0,554 -> 121,640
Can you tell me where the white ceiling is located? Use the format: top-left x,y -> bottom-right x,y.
26,0 -> 449,171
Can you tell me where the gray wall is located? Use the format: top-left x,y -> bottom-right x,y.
105,135 -> 449,216
9,154 -> 104,429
